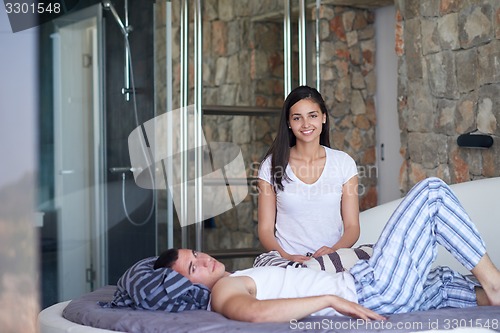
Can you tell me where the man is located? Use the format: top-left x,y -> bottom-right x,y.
158,178 -> 500,322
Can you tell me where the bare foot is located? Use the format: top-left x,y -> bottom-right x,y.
484,282 -> 500,306
475,287 -> 490,306
471,254 -> 500,306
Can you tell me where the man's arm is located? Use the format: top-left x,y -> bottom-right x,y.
210,276 -> 384,323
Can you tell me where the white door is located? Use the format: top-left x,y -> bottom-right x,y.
53,14 -> 104,301
375,5 -> 403,204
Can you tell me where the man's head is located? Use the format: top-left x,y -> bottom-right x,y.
154,248 -> 227,289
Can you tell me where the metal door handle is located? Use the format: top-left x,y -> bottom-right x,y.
60,170 -> 75,175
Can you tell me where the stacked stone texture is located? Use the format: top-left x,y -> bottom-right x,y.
316,5 -> 378,210
396,0 -> 500,193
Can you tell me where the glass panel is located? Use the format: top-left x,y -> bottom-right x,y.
38,4 -> 107,306
38,0 -> 160,307
155,0 -> 323,271
201,1 -> 285,269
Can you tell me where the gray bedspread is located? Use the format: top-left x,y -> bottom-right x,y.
62,285 -> 500,333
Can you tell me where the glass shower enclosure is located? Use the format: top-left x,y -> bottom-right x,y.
153,0 -> 321,270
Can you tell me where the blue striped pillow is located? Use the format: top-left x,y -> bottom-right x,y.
101,256 -> 210,312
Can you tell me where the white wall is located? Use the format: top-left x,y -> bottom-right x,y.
0,9 -> 38,188
374,5 -> 403,204
0,9 -> 40,333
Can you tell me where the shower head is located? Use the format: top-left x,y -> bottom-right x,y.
102,0 -> 130,36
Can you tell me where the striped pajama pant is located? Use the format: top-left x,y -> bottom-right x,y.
350,177 -> 486,315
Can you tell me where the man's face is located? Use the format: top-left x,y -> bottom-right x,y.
172,249 -> 227,289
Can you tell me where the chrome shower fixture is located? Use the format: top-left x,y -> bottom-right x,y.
102,0 -> 132,36
102,0 -> 134,101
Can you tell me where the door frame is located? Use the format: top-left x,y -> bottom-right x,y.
52,4 -> 107,301
374,5 -> 402,204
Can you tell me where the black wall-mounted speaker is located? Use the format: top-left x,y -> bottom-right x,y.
457,133 -> 493,149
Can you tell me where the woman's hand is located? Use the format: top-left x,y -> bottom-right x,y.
312,246 -> 335,258
283,253 -> 311,263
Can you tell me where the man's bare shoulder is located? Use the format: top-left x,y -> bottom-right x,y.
211,275 -> 257,310
213,275 -> 256,295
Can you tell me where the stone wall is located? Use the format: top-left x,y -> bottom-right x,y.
396,0 -> 500,192
316,5 -> 378,209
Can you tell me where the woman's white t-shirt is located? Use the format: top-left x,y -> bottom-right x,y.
258,146 -> 358,255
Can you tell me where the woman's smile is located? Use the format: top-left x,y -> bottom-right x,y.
301,129 -> 314,135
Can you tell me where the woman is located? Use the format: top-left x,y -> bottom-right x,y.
257,85 -> 360,264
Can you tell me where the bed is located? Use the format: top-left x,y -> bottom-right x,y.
38,177 -> 500,333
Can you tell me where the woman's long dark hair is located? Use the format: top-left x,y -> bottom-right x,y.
262,85 -> 331,191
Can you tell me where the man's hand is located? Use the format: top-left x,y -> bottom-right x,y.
329,295 -> 386,321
